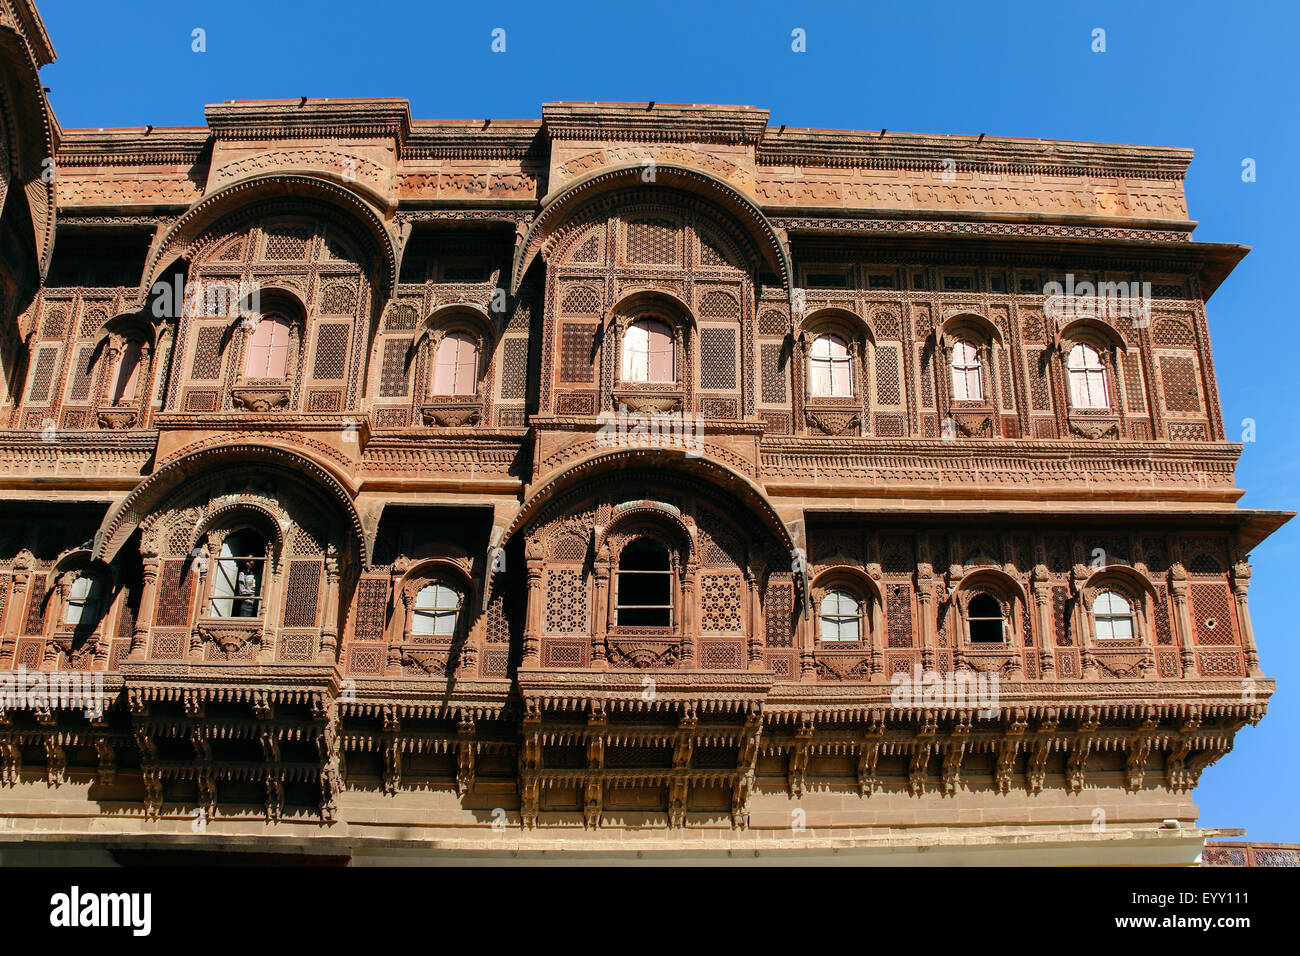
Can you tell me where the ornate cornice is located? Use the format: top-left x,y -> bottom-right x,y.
770,215 -> 1194,243
543,102 -> 769,145
403,121 -> 546,161
758,129 -> 1192,180
204,98 -> 412,146
56,128 -> 211,168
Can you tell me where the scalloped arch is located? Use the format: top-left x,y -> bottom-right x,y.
93,444 -> 365,568
512,163 -> 791,295
141,173 -> 398,297
501,447 -> 794,558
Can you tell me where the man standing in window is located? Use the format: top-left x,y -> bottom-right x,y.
236,559 -> 258,617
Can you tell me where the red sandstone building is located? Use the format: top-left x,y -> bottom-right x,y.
0,0 -> 1288,864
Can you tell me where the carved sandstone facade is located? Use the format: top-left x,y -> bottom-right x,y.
0,1 -> 1287,863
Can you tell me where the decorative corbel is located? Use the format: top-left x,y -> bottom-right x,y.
907,744 -> 930,796
455,714 -> 477,797
787,715 -> 814,798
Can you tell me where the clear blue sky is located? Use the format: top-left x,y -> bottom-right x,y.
36,0 -> 1298,841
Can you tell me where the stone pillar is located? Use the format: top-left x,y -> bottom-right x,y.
746,560 -> 765,671
188,540 -> 212,662
862,563 -> 882,680
1031,564 -> 1054,676
916,562 -> 936,675
591,563 -> 610,670
387,585 -> 413,674
792,333 -> 808,435
1231,559 -> 1261,676
1072,564 -> 1097,680
319,547 -> 341,662
797,586 -> 815,682
1168,563 -> 1195,677
521,538 -> 544,667
2,552 -> 34,654
43,571 -> 75,667
130,551 -> 161,661
679,560 -> 696,667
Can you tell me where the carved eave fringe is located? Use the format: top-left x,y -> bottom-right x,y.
165,764 -> 319,783
338,701 -> 505,723
126,684 -> 331,709
134,720 -> 319,741
536,770 -> 738,788
762,699 -> 1266,726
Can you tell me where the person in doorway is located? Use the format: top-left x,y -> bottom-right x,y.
235,559 -> 259,617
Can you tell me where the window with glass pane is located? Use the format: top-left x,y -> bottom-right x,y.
950,340 -> 984,401
208,530 -> 267,618
111,341 -> 143,404
1067,343 -> 1109,409
1093,590 -> 1135,640
967,592 -> 1005,642
431,331 -> 478,396
64,575 -> 102,626
615,538 -> 673,626
819,590 -> 861,642
808,334 -> 853,397
621,319 -> 674,383
243,315 -> 291,378
412,583 -> 460,636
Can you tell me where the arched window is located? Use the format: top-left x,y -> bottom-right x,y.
110,341 -> 143,404
819,590 -> 862,642
64,574 -> 103,627
1093,590 -> 1135,640
209,530 -> 267,618
1067,343 -> 1109,409
808,334 -> 853,397
621,319 -> 674,383
967,592 -> 1005,643
615,538 -> 673,626
243,315 -> 291,378
431,331 -> 479,396
412,582 -> 461,636
950,339 -> 984,401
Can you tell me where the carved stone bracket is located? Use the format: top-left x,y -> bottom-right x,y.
231,385 -> 291,412
96,406 -> 138,429
196,621 -> 264,659
420,402 -> 483,427
1068,412 -> 1121,440
804,409 -> 860,436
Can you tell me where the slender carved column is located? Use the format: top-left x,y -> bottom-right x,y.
679,559 -> 696,667
130,551 -> 161,661
188,539 -> 212,661
797,595 -> 815,682
43,572 -> 75,667
1031,564 -> 1054,676
387,585 -> 413,674
1168,563 -> 1195,676
1231,559 -> 1261,676
521,537 -> 544,667
318,547 -> 341,662
858,563 -> 881,679
1072,564 -> 1097,680
746,560 -> 765,670
2,551 -> 34,661
916,562 -> 936,675
591,563 -> 610,670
